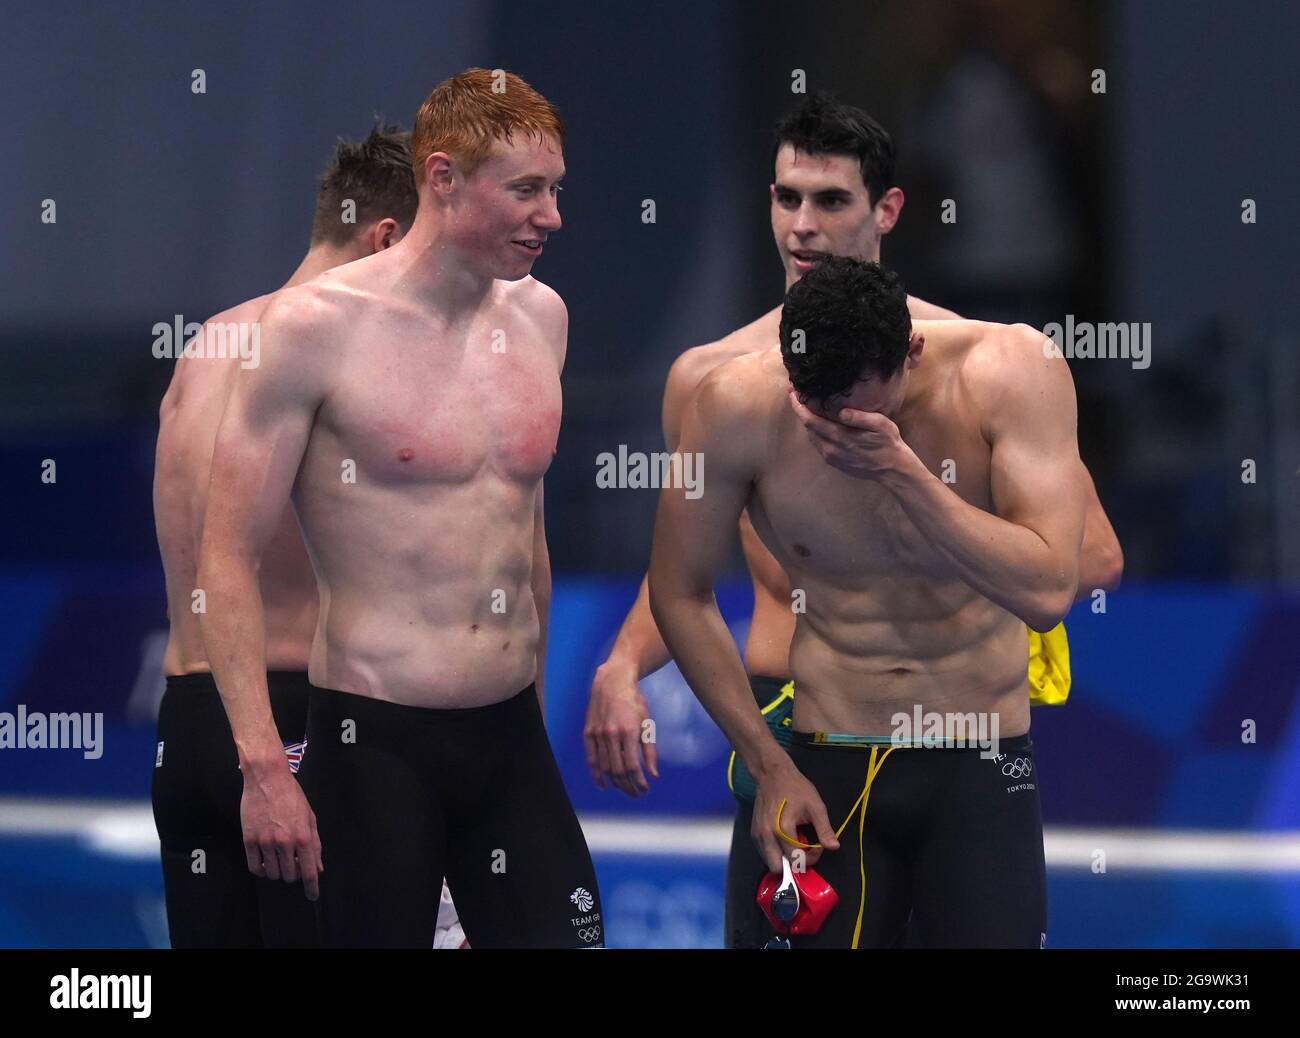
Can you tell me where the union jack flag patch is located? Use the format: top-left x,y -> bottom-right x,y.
282,739 -> 307,774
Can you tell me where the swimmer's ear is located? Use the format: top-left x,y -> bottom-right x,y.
371,217 -> 400,253
874,186 -> 905,234
423,151 -> 456,197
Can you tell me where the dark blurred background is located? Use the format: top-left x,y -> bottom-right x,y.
3,0 -> 1297,579
1,0 -> 1299,948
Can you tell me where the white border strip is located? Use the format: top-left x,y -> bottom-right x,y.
1045,826 -> 1300,874
3,800 -> 1300,874
580,817 -> 1300,874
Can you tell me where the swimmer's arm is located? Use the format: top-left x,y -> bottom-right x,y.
908,294 -> 1118,598
598,349 -> 713,683
648,372 -> 783,777
1075,463 -> 1123,597
531,482 -> 549,712
909,299 -> 1119,601
906,296 -> 1121,598
910,292 -> 1120,598
529,284 -> 567,711
911,293 -> 1119,597
885,326 -> 1086,631
197,298 -> 332,771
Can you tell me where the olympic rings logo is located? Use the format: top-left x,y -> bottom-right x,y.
577,925 -> 602,944
1001,758 -> 1033,779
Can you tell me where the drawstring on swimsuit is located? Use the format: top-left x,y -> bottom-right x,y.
774,744 -> 897,948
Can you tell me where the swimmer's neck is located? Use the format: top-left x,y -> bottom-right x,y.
281,241 -> 362,290
894,370 -> 931,436
378,215 -> 505,316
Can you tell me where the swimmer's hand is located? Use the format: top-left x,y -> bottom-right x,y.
753,755 -> 839,873
584,658 -> 660,798
240,756 -> 323,900
788,390 -> 913,482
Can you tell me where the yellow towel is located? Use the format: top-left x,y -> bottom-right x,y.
1027,622 -> 1071,706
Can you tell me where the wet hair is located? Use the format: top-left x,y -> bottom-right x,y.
772,92 -> 896,205
780,257 -> 911,399
311,120 -> 418,245
411,67 -> 564,182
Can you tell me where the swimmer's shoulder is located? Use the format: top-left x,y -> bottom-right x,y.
502,275 -> 568,367
160,292 -> 277,418
693,347 -> 786,426
673,349 -> 783,474
185,293 -> 277,354
506,272 -> 565,316
288,249 -> 433,339
200,281 -> 358,413
906,294 -> 962,321
662,307 -> 781,440
939,320 -> 1073,423
215,293 -> 278,327
259,274 -> 373,357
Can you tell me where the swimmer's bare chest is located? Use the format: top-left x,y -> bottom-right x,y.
745,387 -> 1030,726
748,396 -> 992,595
294,309 -> 562,575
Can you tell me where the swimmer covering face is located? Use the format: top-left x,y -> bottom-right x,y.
650,258 -> 1088,946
